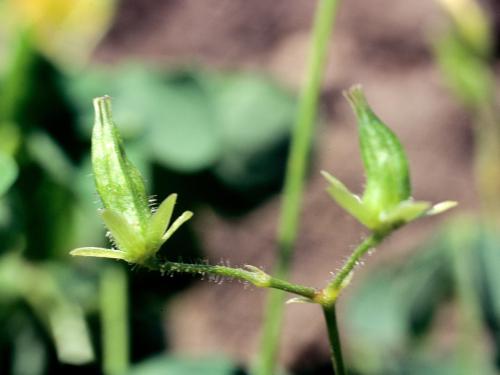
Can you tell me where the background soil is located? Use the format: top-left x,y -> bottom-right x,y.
94,0 -> 498,370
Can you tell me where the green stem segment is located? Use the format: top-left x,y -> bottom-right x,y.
255,0 -> 341,373
317,232 -> 387,375
321,232 -> 387,305
101,266 -> 129,375
149,260 -> 318,301
322,305 -> 346,375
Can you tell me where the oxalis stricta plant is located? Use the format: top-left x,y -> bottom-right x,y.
71,87 -> 456,373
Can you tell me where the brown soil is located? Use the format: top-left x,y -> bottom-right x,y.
96,0 -> 488,369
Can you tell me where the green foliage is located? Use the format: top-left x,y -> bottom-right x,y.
65,66 -> 296,191
0,254 -> 95,365
344,219 -> 499,375
126,355 -> 239,375
434,31 -> 493,108
0,29 -> 298,371
0,152 -> 17,196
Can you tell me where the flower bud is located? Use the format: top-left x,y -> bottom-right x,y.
71,96 -> 192,264
91,96 -> 151,234
323,85 -> 456,232
345,85 -> 411,214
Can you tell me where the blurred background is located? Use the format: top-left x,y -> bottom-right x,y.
1,0 -> 500,374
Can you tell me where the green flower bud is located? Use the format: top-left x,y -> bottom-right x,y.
346,86 -> 411,213
91,96 -> 151,234
71,96 -> 193,264
323,85 -> 456,232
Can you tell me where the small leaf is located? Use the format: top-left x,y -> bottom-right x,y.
162,211 -> 193,242
321,171 -> 374,228
147,193 -> 177,251
101,209 -> 145,258
70,247 -> 127,260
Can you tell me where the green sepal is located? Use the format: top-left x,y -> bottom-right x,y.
70,247 -> 127,260
163,211 -> 193,242
100,209 -> 145,261
379,201 -> 431,230
146,193 -> 177,253
426,201 -> 457,216
321,171 -> 375,228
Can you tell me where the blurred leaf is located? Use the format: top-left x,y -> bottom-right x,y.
26,131 -> 75,188
0,151 -> 18,196
345,217 -> 500,374
48,302 -> 94,365
0,30 -> 37,123
127,355 -> 239,375
147,79 -> 221,172
66,66 -> 295,184
434,31 -> 493,107
5,0 -> 116,70
19,167 -> 75,260
204,73 -> 295,190
345,229 -> 453,373
0,254 -> 95,364
20,262 -> 94,364
12,317 -> 47,375
66,66 -> 221,172
435,0 -> 492,56
0,121 -> 21,155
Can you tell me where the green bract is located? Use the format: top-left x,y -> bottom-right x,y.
71,96 -> 193,265
323,85 -> 456,233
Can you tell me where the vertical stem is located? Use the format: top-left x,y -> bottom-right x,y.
101,265 -> 129,375
448,226 -> 493,374
254,0 -> 341,374
474,102 -> 500,224
0,29 -> 36,123
322,305 -> 346,375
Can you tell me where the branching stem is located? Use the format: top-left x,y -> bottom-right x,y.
318,232 -> 388,306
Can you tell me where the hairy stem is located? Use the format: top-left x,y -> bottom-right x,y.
149,260 -> 319,301
255,0 -> 341,373
322,232 -> 386,304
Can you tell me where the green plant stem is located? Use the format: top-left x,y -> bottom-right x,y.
322,305 -> 346,375
101,265 -> 129,375
255,0 -> 341,373
448,226 -> 493,374
150,260 -> 318,301
313,232 -> 386,375
323,232 -> 386,302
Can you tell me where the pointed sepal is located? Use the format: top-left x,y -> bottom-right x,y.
162,211 -> 193,242
70,247 -> 128,261
100,209 -> 145,260
321,171 -> 375,228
